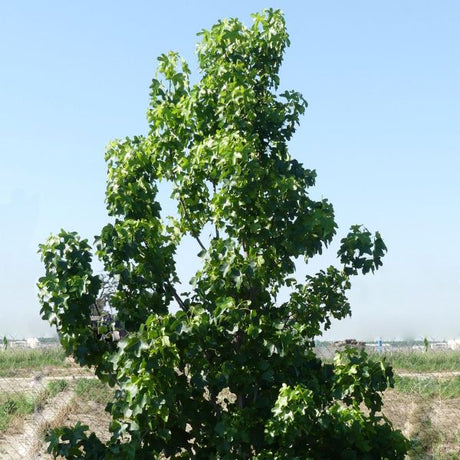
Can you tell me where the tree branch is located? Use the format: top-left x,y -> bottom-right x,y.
166,281 -> 188,312
179,197 -> 206,251
212,182 -> 220,240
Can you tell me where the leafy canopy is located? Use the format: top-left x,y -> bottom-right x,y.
38,9 -> 408,459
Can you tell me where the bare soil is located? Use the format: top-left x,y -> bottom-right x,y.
0,365 -> 103,460
382,390 -> 460,458
35,398 -> 112,459
0,391 -> 74,459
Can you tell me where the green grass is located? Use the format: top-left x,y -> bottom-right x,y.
394,376 -> 460,399
74,378 -> 113,405
35,379 -> 69,411
0,379 -> 69,432
404,398 -> 460,460
378,350 -> 460,373
0,393 -> 35,431
0,347 -> 67,376
46,379 -> 69,397
406,401 -> 443,459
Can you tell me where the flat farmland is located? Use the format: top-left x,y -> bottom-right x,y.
0,346 -> 459,459
0,347 -> 111,459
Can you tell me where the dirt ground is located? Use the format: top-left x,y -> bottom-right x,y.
35,398 -> 112,459
0,363 -> 106,460
382,390 -> 460,458
0,390 -> 75,459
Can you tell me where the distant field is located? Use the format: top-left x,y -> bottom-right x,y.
381,349 -> 460,373
394,375 -> 460,399
3,344 -> 459,373
0,347 -> 67,377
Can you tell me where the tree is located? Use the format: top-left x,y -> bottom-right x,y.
38,9 -> 408,459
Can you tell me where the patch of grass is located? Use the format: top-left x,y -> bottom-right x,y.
0,393 -> 35,432
74,378 -> 112,405
47,379 -> 69,397
381,350 -> 460,373
0,379 -> 69,432
394,376 -> 460,399
406,401 -> 441,459
34,379 -> 69,411
432,443 -> 460,460
405,399 -> 460,460
0,347 -> 67,376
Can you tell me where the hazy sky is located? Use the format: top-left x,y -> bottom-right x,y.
1,1 -> 459,341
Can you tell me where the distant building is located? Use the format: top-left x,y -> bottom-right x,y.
26,337 -> 40,349
7,338 -> 52,349
9,339 -> 27,348
366,343 -> 392,352
447,339 -> 460,350
411,345 -> 425,351
430,342 -> 449,350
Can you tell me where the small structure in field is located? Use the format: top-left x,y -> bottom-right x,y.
333,339 -> 366,351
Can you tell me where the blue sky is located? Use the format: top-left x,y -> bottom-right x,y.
1,1 -> 459,340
